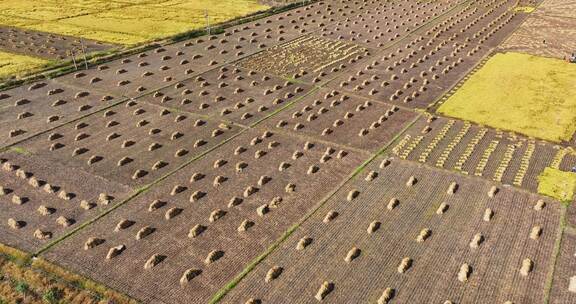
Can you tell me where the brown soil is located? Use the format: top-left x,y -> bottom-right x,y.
0,151 -> 131,252
0,26 -> 115,61
41,127 -> 367,304
223,158 -> 562,304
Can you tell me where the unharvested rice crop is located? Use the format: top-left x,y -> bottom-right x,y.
0,0 -> 270,45
438,52 -> 576,143
0,50 -> 48,78
537,167 -> 576,202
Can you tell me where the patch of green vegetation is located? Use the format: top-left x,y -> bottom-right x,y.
438,52 -> 576,143
10,147 -> 31,155
14,281 -> 30,294
537,167 -> 576,204
513,6 -> 535,13
43,287 -> 64,304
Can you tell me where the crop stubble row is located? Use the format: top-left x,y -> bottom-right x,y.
222,158 -> 561,304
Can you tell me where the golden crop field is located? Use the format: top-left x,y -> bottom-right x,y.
0,51 -> 48,79
438,52 -> 576,143
0,0 -> 270,45
538,167 -> 576,203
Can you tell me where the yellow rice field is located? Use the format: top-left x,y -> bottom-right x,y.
0,51 -> 48,79
0,0 -> 270,45
438,52 -> 576,143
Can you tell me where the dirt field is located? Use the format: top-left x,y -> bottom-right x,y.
0,0 -> 574,302
41,127 -> 367,304
222,158 -> 562,303
549,230 -> 576,304
500,0 -> 576,59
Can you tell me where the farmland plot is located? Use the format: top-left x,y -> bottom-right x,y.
390,115 -> 574,193
263,88 -> 419,152
0,0 -> 270,45
222,158 -> 562,304
138,65 -> 314,126
237,34 -> 371,84
0,26 -> 115,61
327,0 -> 529,109
40,127 -> 367,304
16,100 -> 243,188
0,51 -> 48,79
0,79 -> 122,148
317,0 -> 459,48
549,231 -> 576,304
50,1 -> 342,99
499,14 -> 576,59
500,0 -> 576,59
0,151 -> 130,252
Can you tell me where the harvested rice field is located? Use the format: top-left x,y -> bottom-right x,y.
389,114 -> 576,193
222,158 -> 562,303
0,150 -> 131,252
500,0 -> 576,59
549,231 -> 576,304
0,0 -> 575,303
41,128 -> 367,303
15,99 -> 244,188
263,88 -> 420,151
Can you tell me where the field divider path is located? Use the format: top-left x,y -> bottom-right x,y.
209,111 -> 423,303
544,205 -> 568,303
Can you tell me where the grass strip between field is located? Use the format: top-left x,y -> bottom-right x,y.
209,112 -> 423,303
543,206 -> 567,304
